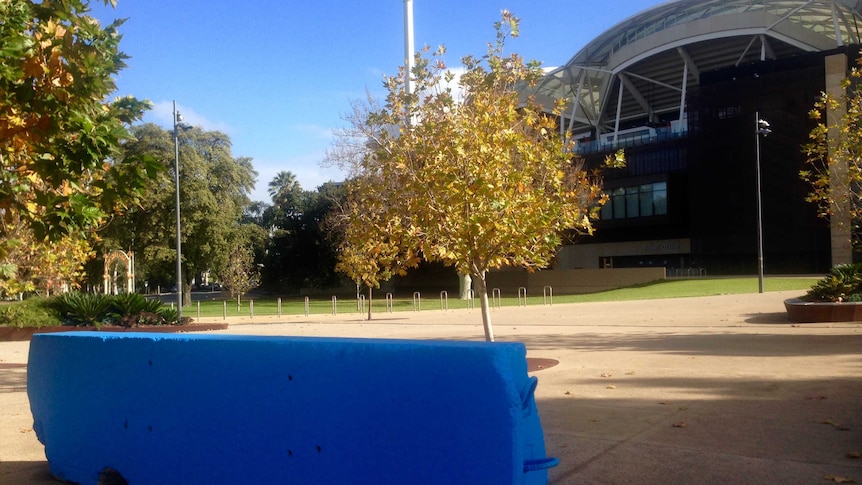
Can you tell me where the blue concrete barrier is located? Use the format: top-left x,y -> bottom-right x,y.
28,332 -> 557,484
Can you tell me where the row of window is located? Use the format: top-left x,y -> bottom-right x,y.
600,182 -> 668,220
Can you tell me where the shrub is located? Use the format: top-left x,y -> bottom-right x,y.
55,293 -> 113,327
109,293 -> 165,327
157,306 -> 191,326
2,293 -> 187,328
804,264 -> 862,302
0,298 -> 61,328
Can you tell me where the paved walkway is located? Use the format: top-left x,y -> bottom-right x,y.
1,290 -> 861,484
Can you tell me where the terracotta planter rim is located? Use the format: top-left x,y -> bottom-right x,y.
0,323 -> 228,342
784,297 -> 862,323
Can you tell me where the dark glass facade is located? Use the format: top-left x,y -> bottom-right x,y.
580,48 -> 850,275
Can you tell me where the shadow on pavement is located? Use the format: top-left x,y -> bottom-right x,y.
0,461 -> 55,484
505,332 -> 862,357
538,377 -> 862,484
0,365 -> 26,393
745,312 -> 792,324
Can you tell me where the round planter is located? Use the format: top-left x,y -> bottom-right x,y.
0,323 -> 228,342
784,298 -> 862,323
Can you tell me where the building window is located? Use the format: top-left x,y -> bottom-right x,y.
718,106 -> 742,119
626,187 -> 639,217
612,188 -> 626,219
601,182 -> 667,220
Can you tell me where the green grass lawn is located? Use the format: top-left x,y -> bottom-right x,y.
185,276 -> 818,319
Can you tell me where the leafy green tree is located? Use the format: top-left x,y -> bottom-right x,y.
267,170 -> 301,204
98,123 -> 257,304
260,182 -> 344,292
0,0 -> 157,261
264,171 -> 304,232
329,12 -> 611,340
242,200 -> 270,228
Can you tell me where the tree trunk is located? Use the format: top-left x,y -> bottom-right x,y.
182,280 -> 192,307
458,273 -> 472,300
367,286 -> 373,321
473,271 -> 494,342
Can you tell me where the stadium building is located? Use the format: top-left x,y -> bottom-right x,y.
533,0 -> 862,275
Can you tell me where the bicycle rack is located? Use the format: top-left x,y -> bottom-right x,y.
492,288 -> 501,308
518,287 -> 527,307
543,286 -> 553,306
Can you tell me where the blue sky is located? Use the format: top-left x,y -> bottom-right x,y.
91,0 -> 665,203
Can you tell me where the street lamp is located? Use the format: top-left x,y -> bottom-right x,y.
173,100 -> 189,319
755,112 -> 771,294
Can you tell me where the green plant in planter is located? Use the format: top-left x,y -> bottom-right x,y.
803,264 -> 862,302
109,293 -> 165,327
158,306 -> 184,325
54,293 -> 112,327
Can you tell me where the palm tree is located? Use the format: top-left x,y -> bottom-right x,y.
267,170 -> 301,202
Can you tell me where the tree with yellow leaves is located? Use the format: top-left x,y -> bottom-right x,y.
0,0 -> 157,268
802,56 -> 862,251
329,12 -> 614,340
0,216 -> 93,297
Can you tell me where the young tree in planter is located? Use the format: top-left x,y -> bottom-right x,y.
329,12 -> 613,340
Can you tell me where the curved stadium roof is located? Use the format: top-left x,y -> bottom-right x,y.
534,0 -> 862,137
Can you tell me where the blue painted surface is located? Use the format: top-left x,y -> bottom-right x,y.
28,332 -> 556,484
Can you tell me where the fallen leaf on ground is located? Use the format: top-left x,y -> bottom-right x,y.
824,474 -> 856,483
846,451 -> 861,459
672,421 -> 687,428
606,385 -> 616,389
564,391 -> 572,395
821,420 -> 851,431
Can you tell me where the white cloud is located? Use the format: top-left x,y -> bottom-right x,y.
148,100 -> 234,134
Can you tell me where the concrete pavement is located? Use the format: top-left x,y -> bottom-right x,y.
1,290 -> 860,484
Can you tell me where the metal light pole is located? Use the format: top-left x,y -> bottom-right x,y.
755,112 -> 771,294
404,0 -> 414,97
173,100 -> 184,319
